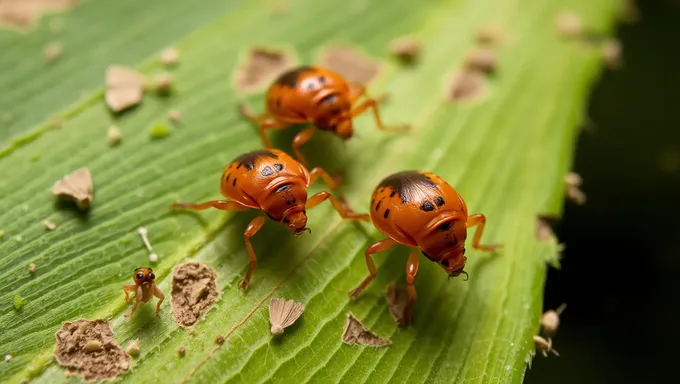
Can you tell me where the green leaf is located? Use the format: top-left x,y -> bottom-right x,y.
0,0 -> 620,383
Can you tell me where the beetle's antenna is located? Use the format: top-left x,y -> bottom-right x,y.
461,271 -> 469,281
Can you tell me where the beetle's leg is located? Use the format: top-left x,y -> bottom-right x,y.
466,214 -> 503,252
401,249 -> 420,326
238,103 -> 289,148
308,167 -> 339,190
350,98 -> 410,133
124,285 -> 144,318
348,238 -> 399,299
306,191 -> 370,221
152,285 -> 165,316
239,216 -> 267,291
291,126 -> 316,167
122,284 -> 137,303
348,83 -> 389,105
170,200 -> 250,211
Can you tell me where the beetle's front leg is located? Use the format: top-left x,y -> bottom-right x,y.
122,284 -> 137,303
306,192 -> 370,221
124,285 -> 144,318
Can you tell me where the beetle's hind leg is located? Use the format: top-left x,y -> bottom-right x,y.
237,103 -> 288,148
152,285 -> 165,316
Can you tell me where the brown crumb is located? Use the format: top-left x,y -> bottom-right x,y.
214,334 -> 225,345
177,346 -> 186,357
108,126 -> 122,146
534,335 -> 560,357
602,38 -> 623,70
160,47 -> 179,67
475,25 -> 504,46
105,65 -> 145,113
125,339 -> 141,357
154,73 -> 173,93
555,11 -> 584,38
319,45 -> 382,85
234,47 -> 294,93
268,297 -> 305,336
447,69 -> 487,103
0,0 -> 77,31
463,48 -> 497,74
341,312 -> 391,347
385,284 -> 409,325
389,36 -> 420,65
564,172 -> 586,205
535,215 -> 558,242
43,42 -> 63,62
43,220 -> 56,231
29,263 -> 36,273
51,168 -> 94,210
171,262 -> 219,328
54,319 -> 131,382
540,303 -> 567,337
168,110 -> 181,123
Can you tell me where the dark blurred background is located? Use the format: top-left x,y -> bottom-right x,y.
526,1 -> 680,383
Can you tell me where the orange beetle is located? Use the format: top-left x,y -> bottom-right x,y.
239,65 -> 409,166
348,171 -> 502,326
171,149 -> 369,290
122,267 -> 165,318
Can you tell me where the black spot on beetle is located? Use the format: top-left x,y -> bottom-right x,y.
421,201 -> 435,211
233,150 -> 279,171
276,184 -> 291,193
390,190 -> 396,198
435,196 -> 445,207
232,178 -> 237,187
261,166 -> 274,177
379,171 -> 438,203
225,174 -> 231,182
274,163 -> 284,172
383,209 -> 390,219
286,199 -> 296,205
438,222 -> 453,231
275,66 -> 315,88
375,200 -> 381,211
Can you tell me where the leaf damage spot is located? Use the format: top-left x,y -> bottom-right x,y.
0,0 -> 77,31
171,262 -> 219,328
447,69 -> 487,103
54,319 -> 131,382
341,312 -> 391,347
43,219 -> 56,230
160,47 -> 180,67
385,284 -> 409,325
389,36 -> 420,65
234,47 -> 295,93
51,167 -> 93,210
268,297 -> 305,336
463,48 -> 497,74
474,25 -> 505,46
177,346 -> 186,357
105,65 -> 145,113
318,44 -> 382,85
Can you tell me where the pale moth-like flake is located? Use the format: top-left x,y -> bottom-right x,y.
269,297 -> 305,335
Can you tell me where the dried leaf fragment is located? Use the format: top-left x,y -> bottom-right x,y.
43,42 -> 63,62
29,263 -> 36,273
160,47 -> 179,67
108,126 -> 122,146
235,47 -> 294,92
463,48 -> 497,74
448,69 -> 487,103
389,36 -> 420,64
171,263 -> 219,328
602,38 -> 623,70
385,284 -> 409,325
0,0 -> 77,31
319,45 -> 381,85
341,312 -> 391,347
214,334 -> 225,345
125,339 -> 140,357
534,335 -> 560,357
83,340 -> 103,352
168,109 -> 181,123
475,25 -> 504,46
153,73 -> 173,93
555,11 -> 584,38
268,297 -> 305,335
43,220 -> 56,231
177,346 -> 186,357
105,65 -> 145,113
51,168 -> 93,210
564,172 -> 586,205
540,303 -> 567,336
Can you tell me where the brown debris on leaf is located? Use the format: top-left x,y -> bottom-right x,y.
51,168 -> 93,210
389,36 -> 420,65
105,65 -> 145,113
177,346 -> 186,357
268,297 -> 305,336
448,69 -> 487,103
29,263 -> 36,273
0,0 -> 77,31
555,11 -> 584,38
54,319 -> 131,382
535,215 -> 557,242
540,303 -> 567,337
171,262 -> 219,328
153,73 -> 173,94
341,312 -> 391,347
108,126 -> 122,146
463,48 -> 497,74
160,47 -> 179,67
43,220 -> 56,231
475,25 -> 504,46
234,47 -> 294,92
534,335 -> 560,358
564,172 -> 586,205
385,284 -> 409,325
214,334 -> 225,345
125,339 -> 140,357
43,42 -> 63,62
601,38 -> 623,70
168,109 -> 181,123
319,45 -> 382,85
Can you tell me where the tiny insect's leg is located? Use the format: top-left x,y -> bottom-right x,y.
124,286 -> 144,318
122,285 -> 137,303
306,191 -> 370,221
349,238 -> 399,299
152,285 -> 165,316
401,249 -> 420,326
350,97 -> 410,133
466,214 -> 503,252
239,216 -> 267,291
291,127 -> 316,167
308,167 -> 338,190
237,103 -> 289,148
170,200 -> 250,212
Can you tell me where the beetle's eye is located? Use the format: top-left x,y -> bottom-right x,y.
136,273 -> 143,279
149,273 -> 155,280
441,259 -> 450,267
301,78 -> 320,91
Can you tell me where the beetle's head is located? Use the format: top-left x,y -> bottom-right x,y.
334,119 -> 354,140
439,248 -> 468,280
282,208 -> 310,237
133,267 -> 156,284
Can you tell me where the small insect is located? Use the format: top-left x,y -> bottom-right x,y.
348,170 -> 502,326
122,267 -> 165,318
239,65 -> 409,166
170,148 -> 370,290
